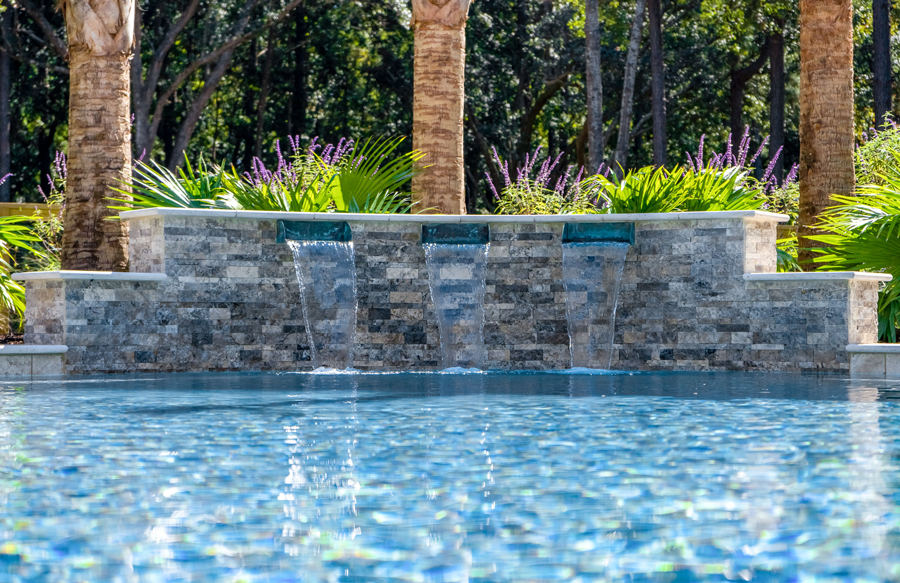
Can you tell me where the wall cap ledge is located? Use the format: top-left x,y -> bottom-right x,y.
744,272 -> 892,282
119,208 -> 789,223
848,344 -> 900,353
12,271 -> 168,282
0,345 -> 68,354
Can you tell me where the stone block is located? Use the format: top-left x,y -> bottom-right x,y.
850,352 -> 886,377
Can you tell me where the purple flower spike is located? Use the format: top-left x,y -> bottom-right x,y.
685,152 -> 696,173
486,171 -> 500,200
785,163 -> 799,186
762,146 -> 783,183
749,135 -> 769,166
696,134 -> 705,169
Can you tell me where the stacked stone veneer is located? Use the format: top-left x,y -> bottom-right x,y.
17,210 -> 882,374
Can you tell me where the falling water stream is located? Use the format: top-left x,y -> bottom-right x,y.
288,240 -> 358,370
562,241 -> 630,369
423,243 -> 489,369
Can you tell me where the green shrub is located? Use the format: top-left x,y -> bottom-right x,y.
809,168 -> 900,340
581,166 -> 684,214
490,148 -> 598,215
109,155 -> 234,212
109,136 -> 425,214
856,121 -> 900,186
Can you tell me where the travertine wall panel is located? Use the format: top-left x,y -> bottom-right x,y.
21,213 -> 878,374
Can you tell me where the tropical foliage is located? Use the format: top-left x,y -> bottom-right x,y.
493,130 -> 794,216
489,147 -> 597,215
809,158 -> 900,340
808,126 -> 900,341
109,137 -> 426,215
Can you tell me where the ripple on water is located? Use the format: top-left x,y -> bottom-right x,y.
0,372 -> 898,581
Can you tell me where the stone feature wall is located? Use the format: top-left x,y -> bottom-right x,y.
20,211 -> 880,374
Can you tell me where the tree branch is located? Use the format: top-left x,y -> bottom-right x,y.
148,0 -> 303,144
517,71 -> 570,159
465,101 -> 501,210
0,46 -> 68,74
143,0 -> 201,102
14,0 -> 67,60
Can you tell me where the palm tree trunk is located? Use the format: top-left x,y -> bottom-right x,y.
614,0 -> 646,171
60,0 -> 134,271
873,0 -> 891,129
798,0 -> 855,268
647,0 -> 666,166
585,0 -> 603,174
411,0 -> 472,215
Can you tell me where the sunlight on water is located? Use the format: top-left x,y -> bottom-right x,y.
2,373 -> 900,581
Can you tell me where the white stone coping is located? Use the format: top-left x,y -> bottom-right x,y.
847,344 -> 900,353
12,270 -> 168,282
0,344 -> 68,355
744,272 -> 893,282
119,208 -> 789,224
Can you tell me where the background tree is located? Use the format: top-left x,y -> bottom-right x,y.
10,0 -> 898,222
585,0 -> 603,172
798,0 -> 855,267
873,0 -> 891,129
647,0 -> 666,165
0,2 -> 10,202
613,0 -> 646,170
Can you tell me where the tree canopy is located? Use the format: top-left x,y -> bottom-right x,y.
3,0 -> 899,212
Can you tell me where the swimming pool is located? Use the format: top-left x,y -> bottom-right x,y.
1,371 -> 899,581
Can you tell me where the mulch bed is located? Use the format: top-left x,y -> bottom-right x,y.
0,334 -> 24,345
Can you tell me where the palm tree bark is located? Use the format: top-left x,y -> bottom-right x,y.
798,0 -> 855,268
647,0 -> 666,166
411,0 -> 472,215
61,0 -> 135,271
614,0 -> 646,171
873,0 -> 891,129
585,0 -> 603,174
768,21 -> 785,184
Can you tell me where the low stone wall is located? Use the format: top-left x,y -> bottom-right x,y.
0,345 -> 66,376
14,209 -> 886,374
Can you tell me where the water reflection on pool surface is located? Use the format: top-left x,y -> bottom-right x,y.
1,371 -> 899,582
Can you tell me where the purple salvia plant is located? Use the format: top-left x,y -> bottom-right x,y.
736,127 -> 751,167
570,167 -> 585,200
723,134 -> 733,166
488,146 -> 582,200
695,134 -> 705,170
492,146 -> 512,188
784,163 -> 799,185
748,135 -> 769,167
554,165 -> 572,194
486,171 -> 500,200
761,146 -> 784,185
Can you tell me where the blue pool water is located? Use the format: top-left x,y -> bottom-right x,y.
2,371 -> 900,582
